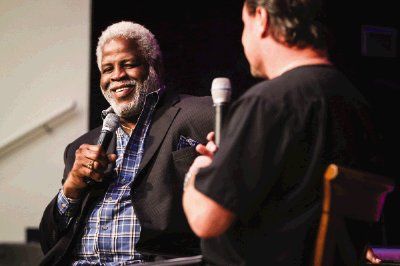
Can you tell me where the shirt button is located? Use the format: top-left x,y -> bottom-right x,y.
61,203 -> 67,208
102,225 -> 108,230
107,197 -> 113,201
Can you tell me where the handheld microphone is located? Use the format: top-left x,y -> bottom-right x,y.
97,112 -> 120,151
211,77 -> 231,146
84,112 -> 119,185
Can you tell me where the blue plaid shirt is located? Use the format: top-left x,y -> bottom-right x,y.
57,90 -> 160,265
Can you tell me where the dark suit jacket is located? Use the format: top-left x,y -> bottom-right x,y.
39,92 -> 214,265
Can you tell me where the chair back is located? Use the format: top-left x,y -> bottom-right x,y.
313,164 -> 394,266
0,242 -> 43,266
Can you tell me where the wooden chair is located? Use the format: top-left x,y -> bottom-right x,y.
313,164 -> 395,266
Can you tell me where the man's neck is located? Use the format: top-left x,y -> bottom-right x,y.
120,117 -> 137,134
263,38 -> 331,79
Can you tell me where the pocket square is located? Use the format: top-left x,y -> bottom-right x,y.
177,135 -> 200,150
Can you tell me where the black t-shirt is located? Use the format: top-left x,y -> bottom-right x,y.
195,65 -> 382,265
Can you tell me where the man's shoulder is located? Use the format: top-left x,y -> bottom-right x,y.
239,65 -> 344,104
165,94 -> 214,127
176,94 -> 213,109
172,94 -> 214,118
238,80 -> 275,105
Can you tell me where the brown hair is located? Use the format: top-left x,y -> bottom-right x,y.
245,0 -> 326,49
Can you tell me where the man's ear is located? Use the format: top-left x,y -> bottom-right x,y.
255,6 -> 268,37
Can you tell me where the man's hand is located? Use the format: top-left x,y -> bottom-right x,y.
63,144 -> 117,199
188,132 -> 217,176
196,132 -> 218,157
183,132 -> 235,238
366,247 -> 381,264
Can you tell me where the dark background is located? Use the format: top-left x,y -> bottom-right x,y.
90,1 -> 399,244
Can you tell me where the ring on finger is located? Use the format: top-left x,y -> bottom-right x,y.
86,160 -> 94,171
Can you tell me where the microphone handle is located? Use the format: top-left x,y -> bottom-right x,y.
215,104 -> 227,147
97,130 -> 113,152
84,130 -> 113,185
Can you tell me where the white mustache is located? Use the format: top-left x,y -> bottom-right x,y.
107,80 -> 137,91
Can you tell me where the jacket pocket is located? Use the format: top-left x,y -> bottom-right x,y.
172,146 -> 197,181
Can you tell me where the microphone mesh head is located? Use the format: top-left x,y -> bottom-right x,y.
102,113 -> 120,132
211,77 -> 231,104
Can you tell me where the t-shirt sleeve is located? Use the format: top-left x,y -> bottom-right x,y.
195,96 -> 290,222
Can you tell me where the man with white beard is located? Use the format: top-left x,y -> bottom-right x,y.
39,21 -> 213,265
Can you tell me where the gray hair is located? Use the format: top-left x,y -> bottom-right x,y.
96,21 -> 164,79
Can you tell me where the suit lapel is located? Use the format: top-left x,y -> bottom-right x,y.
137,92 -> 180,176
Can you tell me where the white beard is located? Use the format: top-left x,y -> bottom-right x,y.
101,68 -> 160,120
